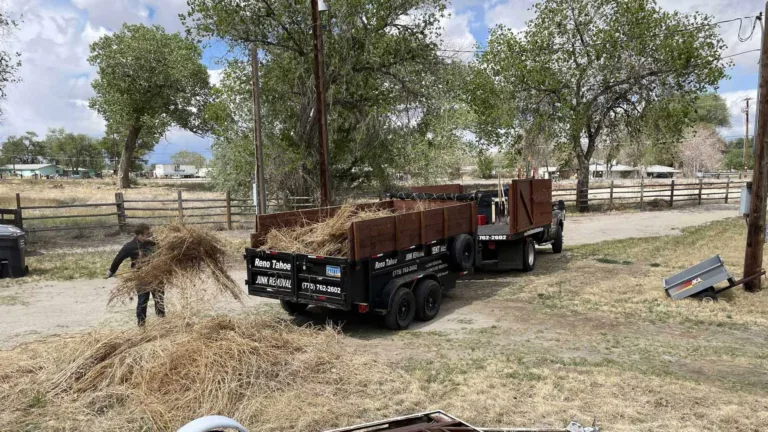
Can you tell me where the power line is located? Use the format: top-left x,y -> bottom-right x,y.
438,13 -> 761,56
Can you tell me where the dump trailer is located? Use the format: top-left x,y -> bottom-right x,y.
391,179 -> 565,271
245,200 -> 477,330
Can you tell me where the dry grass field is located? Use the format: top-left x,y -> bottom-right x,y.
2,216 -> 768,431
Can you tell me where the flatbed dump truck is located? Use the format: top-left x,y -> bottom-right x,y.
245,179 -> 562,329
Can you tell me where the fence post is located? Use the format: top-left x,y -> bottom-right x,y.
115,192 -> 127,233
177,190 -> 184,222
698,178 -> 703,205
225,191 -> 232,230
609,181 -> 614,211
724,178 -> 730,204
639,178 -> 644,211
14,193 -> 23,230
669,180 -> 675,208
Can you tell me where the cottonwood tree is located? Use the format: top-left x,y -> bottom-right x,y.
474,0 -> 727,210
679,124 -> 725,176
45,128 -> 104,173
171,150 -> 207,169
88,24 -> 211,188
0,5 -> 20,121
185,0 -> 470,198
0,132 -> 44,164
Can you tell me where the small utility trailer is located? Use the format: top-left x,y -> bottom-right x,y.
392,179 -> 565,271
246,200 -> 477,330
664,255 -> 765,301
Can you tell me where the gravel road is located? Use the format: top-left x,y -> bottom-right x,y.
0,204 -> 740,349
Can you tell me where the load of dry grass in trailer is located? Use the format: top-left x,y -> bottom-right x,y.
109,223 -> 242,304
259,202 -> 433,257
0,315 -> 422,431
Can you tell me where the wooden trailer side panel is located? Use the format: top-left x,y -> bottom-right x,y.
348,202 -> 475,261
509,179 -> 553,234
251,201 -> 393,248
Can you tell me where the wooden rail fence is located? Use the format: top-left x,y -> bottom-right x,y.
6,192 -> 313,233
0,179 -> 746,234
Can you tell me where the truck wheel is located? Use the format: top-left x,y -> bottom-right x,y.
385,287 -> 416,330
414,279 -> 442,322
280,300 -> 309,316
450,234 -> 475,271
552,225 -> 563,254
522,238 -> 536,272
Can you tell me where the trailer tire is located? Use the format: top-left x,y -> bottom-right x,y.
522,238 -> 536,272
280,300 -> 309,316
414,279 -> 442,321
385,287 -> 416,330
552,225 -> 563,254
450,234 -> 475,271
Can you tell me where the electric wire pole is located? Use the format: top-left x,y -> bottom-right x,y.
743,1 -> 768,292
745,97 -> 753,170
250,44 -> 267,214
311,0 -> 331,208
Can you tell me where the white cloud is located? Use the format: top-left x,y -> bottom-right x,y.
69,0 -> 187,32
440,9 -> 477,62
484,0 -> 537,31
720,89 -> 757,141
208,69 -> 224,87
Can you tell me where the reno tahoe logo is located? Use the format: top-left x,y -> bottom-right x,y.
374,258 -> 397,269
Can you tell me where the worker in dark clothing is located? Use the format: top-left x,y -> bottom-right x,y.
107,223 -> 164,327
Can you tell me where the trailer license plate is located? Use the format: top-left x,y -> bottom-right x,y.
326,265 -> 341,278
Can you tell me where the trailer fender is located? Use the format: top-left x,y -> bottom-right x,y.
376,272 -> 440,313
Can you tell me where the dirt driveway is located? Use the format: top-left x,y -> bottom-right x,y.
0,204 -> 739,349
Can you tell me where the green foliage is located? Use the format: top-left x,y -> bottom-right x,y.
724,138 -> 754,170
170,150 -> 207,169
0,9 -> 21,121
692,93 -> 731,128
0,132 -> 45,164
44,128 -> 104,172
186,0 -> 470,198
88,24 -> 211,187
476,152 -> 495,179
472,0 -> 728,203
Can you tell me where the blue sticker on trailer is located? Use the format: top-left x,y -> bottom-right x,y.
326,265 -> 341,278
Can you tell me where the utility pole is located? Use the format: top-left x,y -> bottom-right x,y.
744,1 -> 768,293
250,44 -> 267,214
745,97 -> 753,170
311,0 -> 331,207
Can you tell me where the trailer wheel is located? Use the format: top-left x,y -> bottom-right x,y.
385,287 -> 416,330
414,279 -> 442,321
280,300 -> 309,316
552,225 -> 563,254
522,238 -> 536,272
450,234 -> 475,271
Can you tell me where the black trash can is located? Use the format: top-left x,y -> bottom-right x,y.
0,224 -> 28,278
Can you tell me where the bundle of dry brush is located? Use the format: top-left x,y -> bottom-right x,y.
260,203 -> 428,257
109,223 -> 242,304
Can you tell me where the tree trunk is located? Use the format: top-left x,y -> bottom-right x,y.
118,125 -> 141,189
576,157 -> 590,212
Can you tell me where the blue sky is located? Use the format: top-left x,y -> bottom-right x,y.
1,0 -> 761,164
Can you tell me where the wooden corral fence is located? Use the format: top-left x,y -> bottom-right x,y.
6,192 -> 313,233
552,178 -> 748,210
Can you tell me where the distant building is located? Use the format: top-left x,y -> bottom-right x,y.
644,165 -> 681,179
196,167 -> 210,178
61,167 -> 98,178
154,164 -> 198,178
0,164 -> 61,178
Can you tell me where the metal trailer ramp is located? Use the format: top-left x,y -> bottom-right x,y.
664,255 -> 765,301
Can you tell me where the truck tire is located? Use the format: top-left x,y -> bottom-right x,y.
552,225 -> 563,254
384,287 -> 416,330
450,234 -> 475,271
414,279 -> 442,322
280,300 -> 309,316
522,238 -> 536,272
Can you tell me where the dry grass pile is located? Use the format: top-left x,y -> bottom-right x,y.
261,203 -> 427,257
0,315 -> 421,431
110,223 -> 242,304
